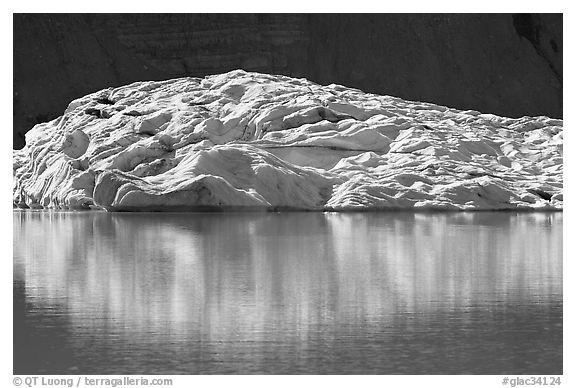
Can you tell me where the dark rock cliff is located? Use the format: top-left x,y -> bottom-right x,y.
13,13 -> 562,149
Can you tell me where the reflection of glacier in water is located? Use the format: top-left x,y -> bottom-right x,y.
14,211 -> 562,374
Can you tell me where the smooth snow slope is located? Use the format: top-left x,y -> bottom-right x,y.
13,70 -> 563,211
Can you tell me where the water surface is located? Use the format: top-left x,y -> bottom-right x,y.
13,211 -> 562,374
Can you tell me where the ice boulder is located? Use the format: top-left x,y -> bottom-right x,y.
13,70 -> 563,211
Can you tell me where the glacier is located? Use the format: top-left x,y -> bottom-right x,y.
13,70 -> 563,211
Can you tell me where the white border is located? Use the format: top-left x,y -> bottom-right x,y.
3,5 -> 572,388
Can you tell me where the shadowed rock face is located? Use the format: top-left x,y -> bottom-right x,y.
13,14 -> 562,149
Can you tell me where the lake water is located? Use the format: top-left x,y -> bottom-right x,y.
13,211 -> 562,374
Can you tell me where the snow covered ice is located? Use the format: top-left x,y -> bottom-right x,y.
13,70 -> 563,211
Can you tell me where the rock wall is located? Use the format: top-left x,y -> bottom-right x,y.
13,13 -> 562,149
13,14 -> 166,149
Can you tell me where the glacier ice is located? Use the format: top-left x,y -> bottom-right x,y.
13,70 -> 563,211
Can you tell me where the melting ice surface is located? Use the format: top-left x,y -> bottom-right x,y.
14,211 -> 562,374
13,70 -> 562,211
